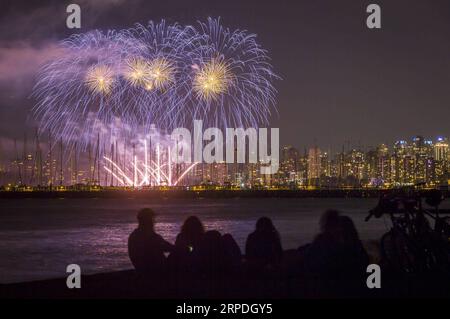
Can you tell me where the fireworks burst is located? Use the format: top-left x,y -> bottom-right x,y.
193,57 -> 233,102
32,30 -> 133,150
85,64 -> 115,94
184,17 -> 279,128
124,57 -> 151,88
147,57 -> 175,91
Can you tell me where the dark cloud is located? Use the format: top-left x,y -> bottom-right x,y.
0,42 -> 62,84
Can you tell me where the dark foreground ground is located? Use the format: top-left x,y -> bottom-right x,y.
2,267 -> 449,299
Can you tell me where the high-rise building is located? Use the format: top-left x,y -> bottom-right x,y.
376,144 -> 391,181
320,151 -> 331,177
434,137 -> 449,185
345,149 -> 365,186
307,146 -> 321,186
434,137 -> 449,161
411,136 -> 434,184
392,140 -> 412,185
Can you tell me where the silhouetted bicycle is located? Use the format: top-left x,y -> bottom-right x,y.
366,189 -> 450,274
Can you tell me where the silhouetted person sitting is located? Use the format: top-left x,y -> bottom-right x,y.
175,216 -> 205,253
193,230 -> 232,276
245,217 -> 283,272
337,215 -> 369,278
222,233 -> 242,270
303,210 -> 342,276
303,210 -> 369,296
294,210 -> 339,277
128,208 -> 173,275
169,216 -> 205,273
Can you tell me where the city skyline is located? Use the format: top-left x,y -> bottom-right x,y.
279,135 -> 449,189
1,133 -> 449,189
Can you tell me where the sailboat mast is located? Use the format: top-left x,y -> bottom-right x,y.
59,137 -> 63,186
14,139 -> 22,185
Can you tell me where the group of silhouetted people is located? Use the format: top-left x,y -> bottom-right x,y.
128,208 -> 370,285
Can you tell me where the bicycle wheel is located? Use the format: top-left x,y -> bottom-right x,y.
381,229 -> 417,273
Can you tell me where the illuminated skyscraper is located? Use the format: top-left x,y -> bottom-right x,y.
320,151 -> 331,177
345,149 -> 365,186
434,137 -> 449,161
393,140 -> 414,185
434,137 -> 449,185
375,144 -> 391,184
411,136 -> 434,184
279,145 -> 300,185
307,146 -> 321,186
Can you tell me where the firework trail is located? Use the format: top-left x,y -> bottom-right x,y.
103,132 -> 198,187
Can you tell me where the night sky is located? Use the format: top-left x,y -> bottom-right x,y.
1,0 -> 449,152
